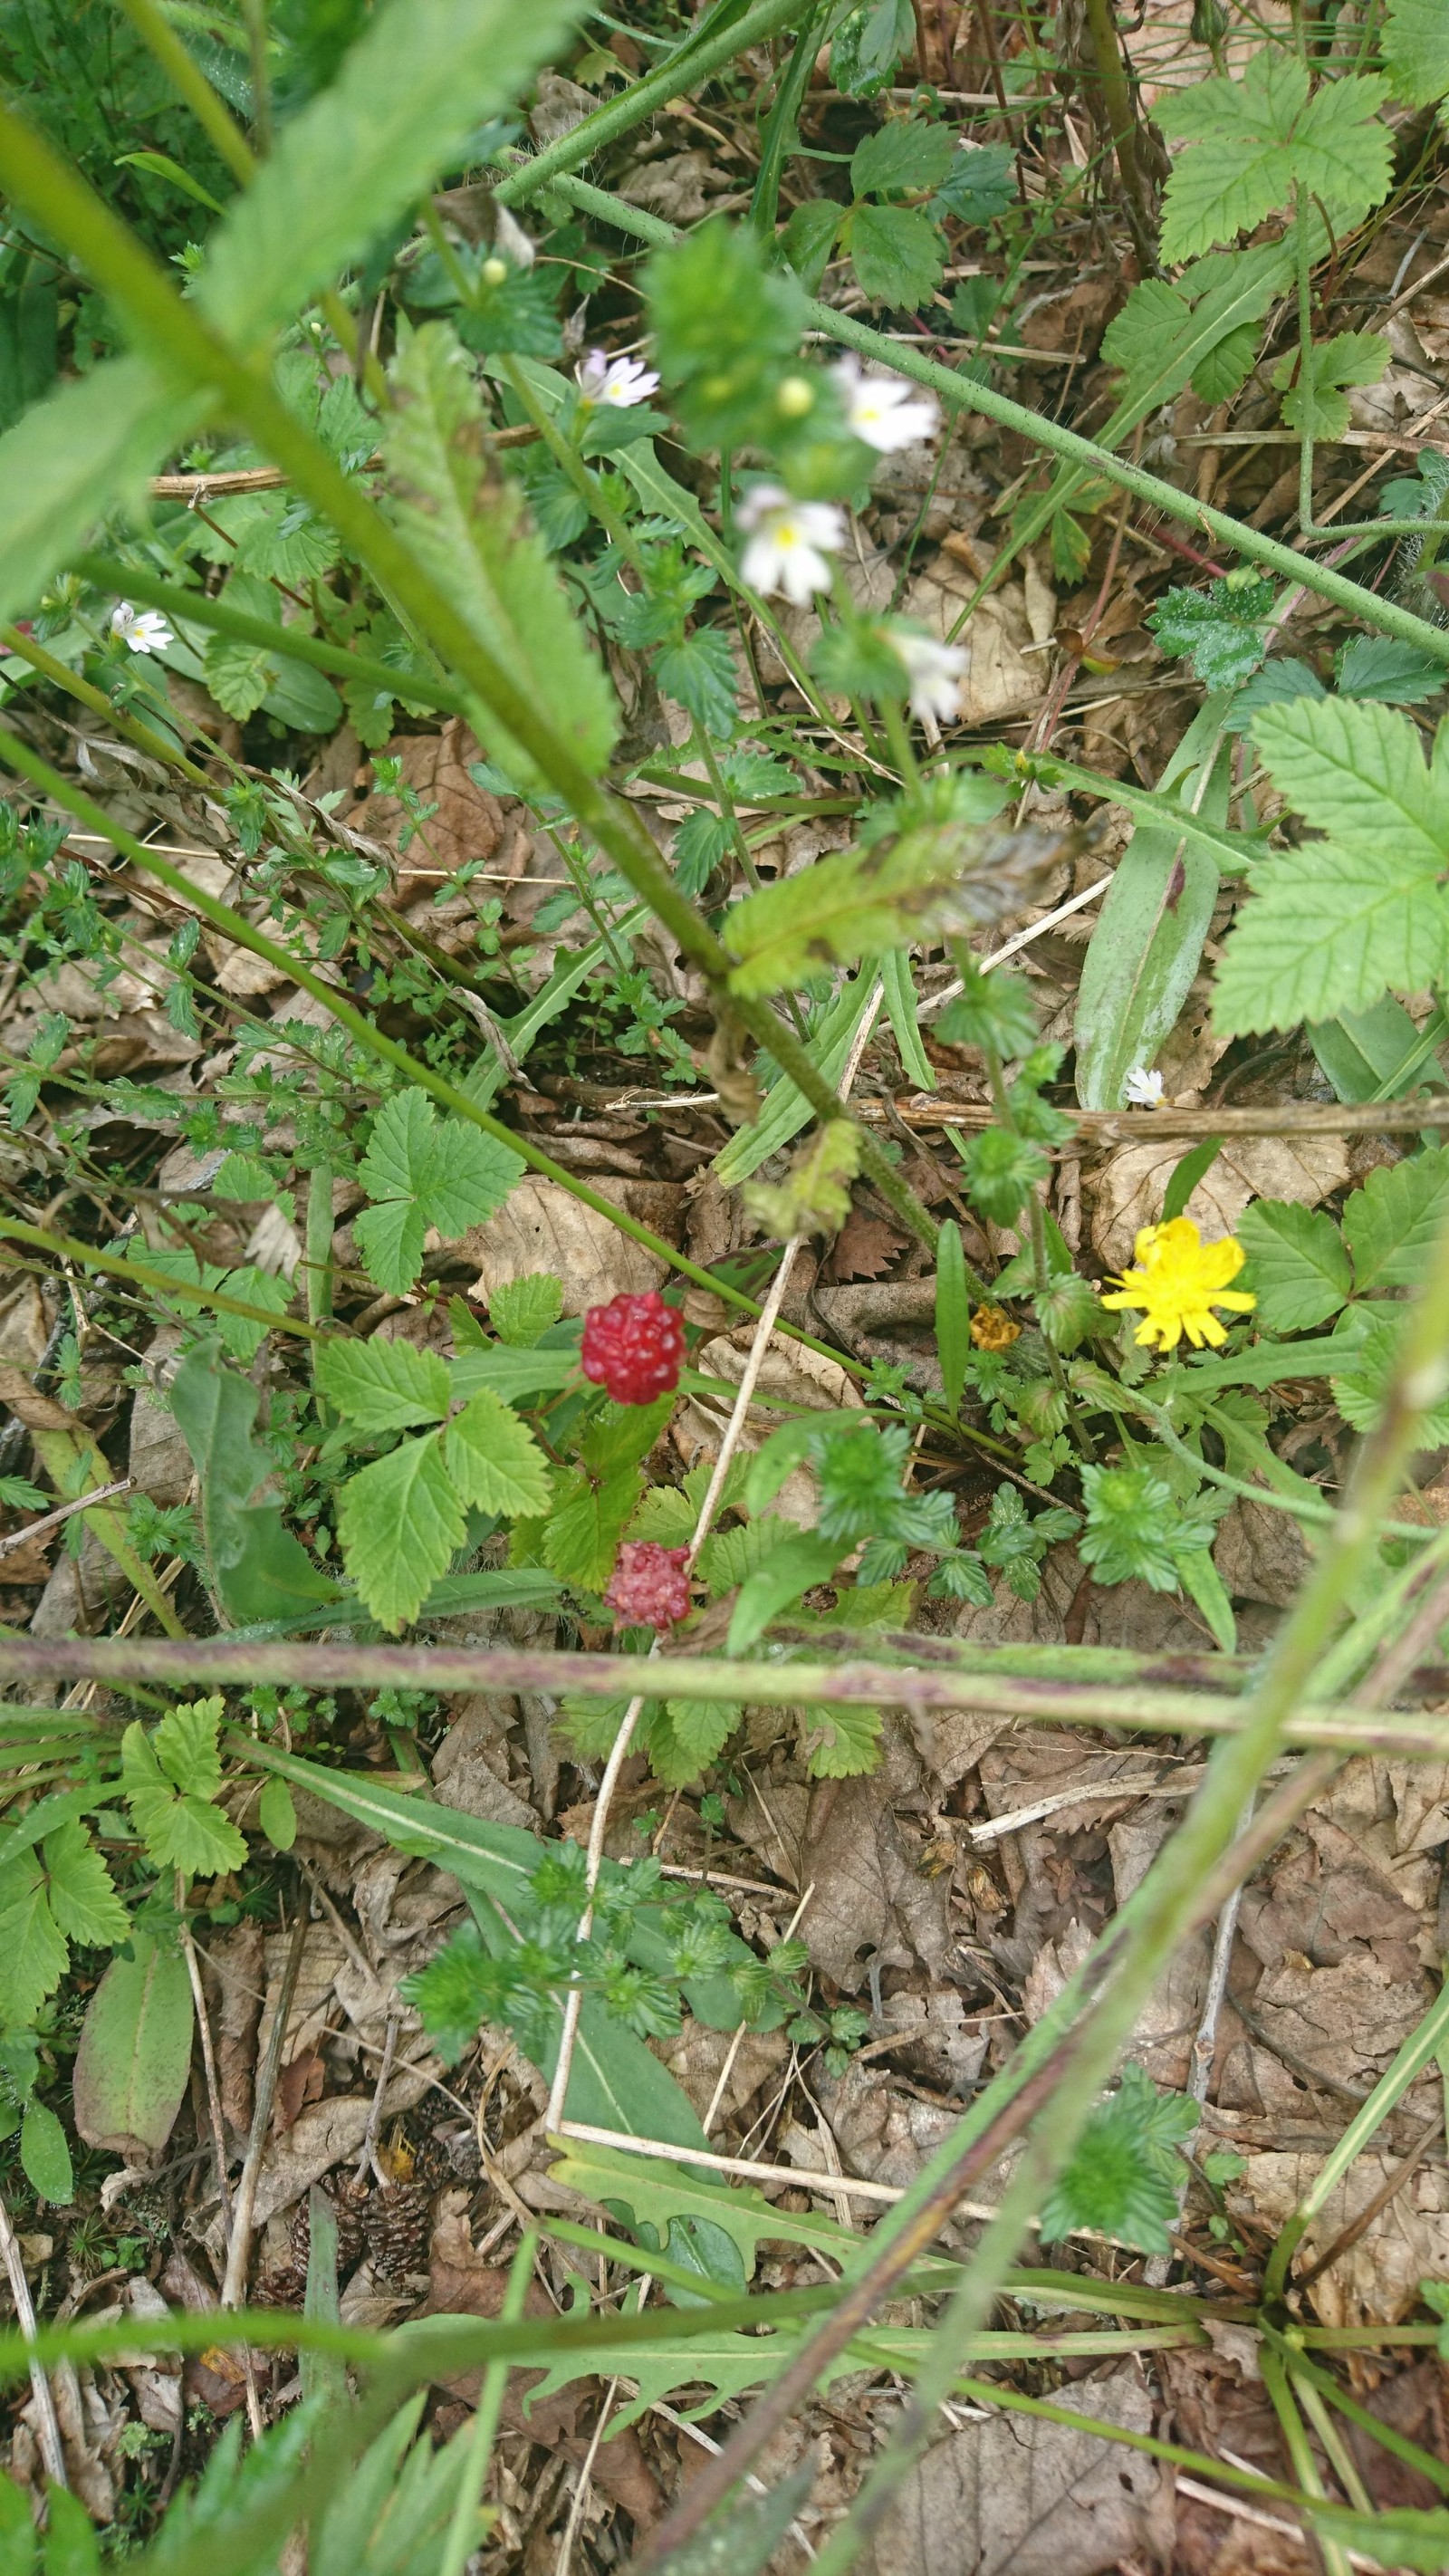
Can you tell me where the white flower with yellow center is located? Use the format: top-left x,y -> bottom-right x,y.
110,601 -> 173,656
833,354 -> 939,453
1124,1065 -> 1166,1108
736,483 -> 845,606
576,349 -> 660,409
888,624 -> 965,725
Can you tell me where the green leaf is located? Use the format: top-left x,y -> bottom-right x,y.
1310,994 -> 1434,1103
725,821 -> 1019,998
170,1341 -> 341,1627
487,1274 -> 564,1347
0,357 -> 200,630
1332,1307 -> 1449,1447
0,1864 -> 67,2024
1253,697 -> 1449,867
1236,1200 -> 1350,1330
742,1120 -> 860,1238
355,1086 -> 522,1293
1343,1145 -> 1449,1291
936,1220 -> 971,1415
19,2099 -> 72,2206
843,202 -> 944,309
386,323 -> 617,793
542,1463 -> 640,1591
202,571 -> 284,719
1336,634 -> 1448,706
197,0 -> 585,346
647,216 -> 806,448
932,141 -> 1014,225
831,0 -> 915,96
726,1532 -> 843,1652
1383,0 -> 1449,105
1148,578 -> 1274,690
335,1435 -> 465,1631
655,629 -> 738,736
314,1338 -> 451,1432
849,120 -> 957,199
777,197 -> 841,295
1040,2062 -> 1197,2253
444,1387 -> 551,1516
72,1930 -> 194,2156
801,1702 -> 883,1777
1300,2505 -> 1449,2575
1271,330 -> 1388,441
42,1819 -> 128,1948
1213,844 -> 1449,1034
259,1775 -> 298,1851
122,1699 -> 248,1876
1158,56 -> 1390,263
1162,1135 -> 1225,1226
881,944 -> 935,1091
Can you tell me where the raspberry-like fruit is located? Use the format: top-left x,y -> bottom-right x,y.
580,1289 -> 686,1405
605,1543 -> 691,1631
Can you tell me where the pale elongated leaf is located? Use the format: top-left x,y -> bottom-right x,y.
714,971 -> 878,1185
197,0 -> 587,346
386,324 -> 617,790
171,1341 -> 341,1626
72,1931 -> 194,2157
0,356 -> 198,624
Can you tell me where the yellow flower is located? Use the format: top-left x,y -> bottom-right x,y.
1099,1216 -> 1255,1352
970,1303 -> 1021,1351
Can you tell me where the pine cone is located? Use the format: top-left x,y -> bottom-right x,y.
360,2179 -> 432,2283
289,2173 -> 369,2277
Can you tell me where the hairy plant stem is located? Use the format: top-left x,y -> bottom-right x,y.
0,107 -> 937,1255
1080,0 -> 1158,274
533,173 -> 1449,668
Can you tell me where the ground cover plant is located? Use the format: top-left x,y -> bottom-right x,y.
4,0 -> 1449,2566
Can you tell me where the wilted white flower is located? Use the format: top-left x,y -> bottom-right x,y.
888,624 -> 965,726
1125,1065 -> 1166,1107
110,601 -> 173,657
736,482 -> 845,606
832,353 -> 939,453
576,349 -> 660,409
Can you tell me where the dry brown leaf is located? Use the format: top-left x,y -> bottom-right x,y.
860,2365 -> 1170,2576
1213,1498 -> 1310,1610
1230,2152 -> 1449,2327
432,1695 -> 539,1832
1089,1130 -> 1351,1272
461,1176 -> 678,1311
822,1209 -> 906,1281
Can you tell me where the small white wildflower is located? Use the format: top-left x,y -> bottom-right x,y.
832,353 -> 939,454
736,482 -> 845,607
888,625 -> 965,726
1125,1065 -> 1166,1107
110,601 -> 173,657
575,349 -> 660,409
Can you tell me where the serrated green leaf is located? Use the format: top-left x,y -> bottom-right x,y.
1236,1200 -> 1351,1331
1271,329 -> 1388,441
542,1462 -> 640,1591
1159,56 -> 1390,263
487,1274 -> 564,1347
355,1088 -> 523,1293
1040,2062 -> 1197,2252
1343,1145 -> 1449,1291
1337,635 -> 1448,706
843,202 -> 944,309
646,1698 -> 741,1786
1383,0 -> 1449,104
655,630 -> 738,736
801,1701 -> 883,1777
352,1197 -> 426,1301
259,1775 -> 298,1851
335,1434 -> 464,1630
314,1338 -> 451,1432
1332,1307 -> 1449,1447
387,323 -> 617,792
197,0 -> 585,347
20,2099 -> 72,2206
850,119 -> 957,199
743,1120 -> 860,1238
444,1387 -> 551,1517
154,1696 -> 226,1798
1213,843 -> 1449,1034
42,1819 -> 128,1948
0,1865 -> 68,2024
122,1707 -> 248,1877
1254,697 -> 1449,865
1147,580 -> 1273,690
419,1117 -> 522,1236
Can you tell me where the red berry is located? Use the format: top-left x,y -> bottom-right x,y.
580,1289 -> 686,1405
605,1543 -> 691,1631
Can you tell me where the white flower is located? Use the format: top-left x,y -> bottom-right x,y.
110,601 -> 173,657
888,625 -> 965,725
736,482 -> 845,607
1125,1065 -> 1166,1107
832,353 -> 939,454
576,349 -> 660,409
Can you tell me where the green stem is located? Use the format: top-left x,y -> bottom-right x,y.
1080,0 -> 1157,273
304,1165 -> 334,1330
534,173 -> 1449,668
492,0 -> 815,208
1260,2348 -> 1352,2576
0,623 -> 216,791
437,2228 -> 539,2576
501,357 -> 648,573
1294,183 -> 1316,534
115,0 -> 254,185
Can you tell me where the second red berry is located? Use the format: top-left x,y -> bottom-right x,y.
605,1542 -> 691,1631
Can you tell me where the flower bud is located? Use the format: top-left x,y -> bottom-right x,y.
481,255 -> 508,286
775,373 -> 815,418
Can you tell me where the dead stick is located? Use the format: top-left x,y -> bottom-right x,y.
221,1899 -> 308,2311
0,2179 -> 66,2487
